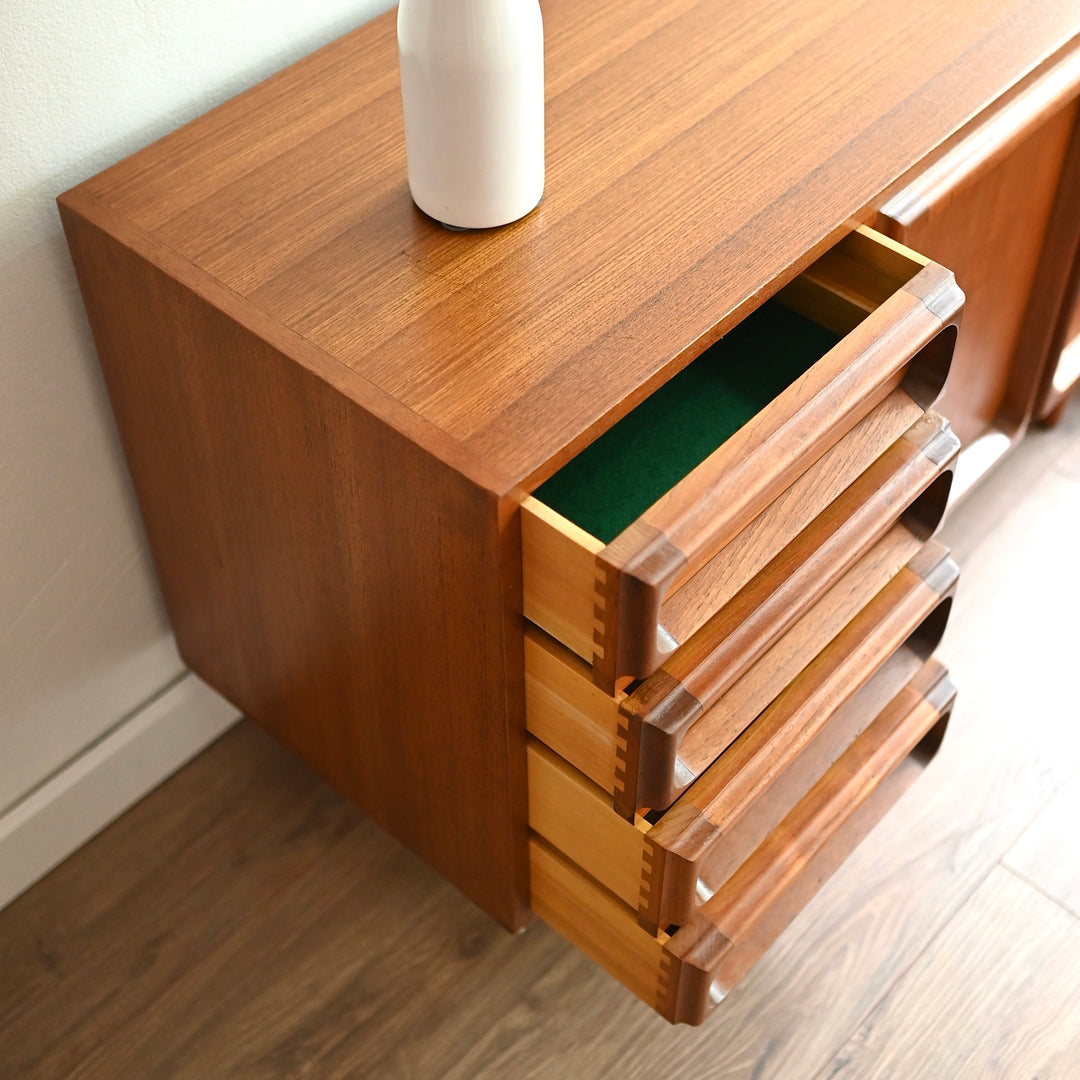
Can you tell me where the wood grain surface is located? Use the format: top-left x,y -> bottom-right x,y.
45,0 -> 1080,1057
527,738 -> 648,909
590,238 -> 958,685
666,671 -> 953,1021
657,390 -> 925,647
524,521 -> 923,806
523,388 -> 926,674
524,625 -> 624,793
644,550 -> 956,865
666,654 -> 945,912
521,495 -> 603,660
530,651 -> 950,1028
66,0 -> 1080,487
674,526 -> 927,780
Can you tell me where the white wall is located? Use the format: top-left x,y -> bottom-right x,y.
0,0 -> 394,898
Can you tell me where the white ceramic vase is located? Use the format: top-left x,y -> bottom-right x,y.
397,0 -> 545,229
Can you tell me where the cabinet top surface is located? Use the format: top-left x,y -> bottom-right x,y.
68,0 -> 1079,490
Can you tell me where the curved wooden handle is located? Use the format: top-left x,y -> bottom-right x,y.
615,412 -> 959,818
657,659 -> 956,1025
878,45 -> 1080,228
594,240 -> 963,689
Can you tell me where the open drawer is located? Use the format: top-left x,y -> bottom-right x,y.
529,658 -> 956,1025
528,542 -> 957,934
522,226 -> 962,692
525,414 -> 958,811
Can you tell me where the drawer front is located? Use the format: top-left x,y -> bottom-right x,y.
528,542 -> 957,932
653,392 -> 932,648
523,226 -> 962,691
525,413 -> 957,805
526,524 -> 920,799
616,410 -> 957,816
638,545 -> 956,933
529,660 -> 956,1026
523,388 -> 925,677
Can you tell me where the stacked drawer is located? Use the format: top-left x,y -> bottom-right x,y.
519,227 -> 964,1024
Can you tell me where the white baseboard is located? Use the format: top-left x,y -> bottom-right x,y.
0,674 -> 240,911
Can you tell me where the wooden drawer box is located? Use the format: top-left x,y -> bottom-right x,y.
522,227 -> 961,692
530,658 -> 957,1026
526,416 -> 958,815
529,541 -> 956,935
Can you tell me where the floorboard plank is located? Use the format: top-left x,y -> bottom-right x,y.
819,865 -> 1080,1080
0,725 -> 373,1080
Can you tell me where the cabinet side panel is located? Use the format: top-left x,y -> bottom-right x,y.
59,206 -> 528,928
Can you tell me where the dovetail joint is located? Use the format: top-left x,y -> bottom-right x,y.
593,559 -> 610,661
613,718 -> 630,795
655,949 -> 677,1020
638,835 -> 660,928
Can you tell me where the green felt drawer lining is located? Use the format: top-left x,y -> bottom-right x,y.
534,301 -> 842,544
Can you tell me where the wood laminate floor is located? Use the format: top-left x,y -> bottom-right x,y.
3,399 -> 1080,1080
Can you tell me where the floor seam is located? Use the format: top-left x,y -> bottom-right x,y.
997,861 -> 1080,923
803,853 -> 1026,1080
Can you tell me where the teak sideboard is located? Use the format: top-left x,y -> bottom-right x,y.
59,0 -> 1080,1025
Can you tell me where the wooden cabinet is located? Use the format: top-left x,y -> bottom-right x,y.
57,0 -> 1080,1027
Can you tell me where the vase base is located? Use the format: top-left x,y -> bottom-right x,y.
417,194 -> 544,232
